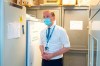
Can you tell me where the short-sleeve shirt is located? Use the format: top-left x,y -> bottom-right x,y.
40,24 -> 70,60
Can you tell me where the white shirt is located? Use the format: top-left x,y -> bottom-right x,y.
40,24 -> 70,60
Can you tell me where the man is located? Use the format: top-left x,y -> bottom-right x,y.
40,10 -> 70,66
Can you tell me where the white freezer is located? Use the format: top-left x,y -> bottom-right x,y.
26,20 -> 46,66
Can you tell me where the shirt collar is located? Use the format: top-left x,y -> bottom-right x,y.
50,24 -> 55,29
48,20 -> 56,29
54,20 -> 56,25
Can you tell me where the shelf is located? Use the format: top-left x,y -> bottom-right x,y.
10,2 -> 23,9
64,48 -> 88,54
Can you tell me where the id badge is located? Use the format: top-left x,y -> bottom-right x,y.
45,47 -> 49,51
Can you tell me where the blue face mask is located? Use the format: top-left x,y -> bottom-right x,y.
44,18 -> 52,26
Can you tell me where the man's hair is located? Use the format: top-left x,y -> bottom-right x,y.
51,12 -> 55,17
43,10 -> 55,18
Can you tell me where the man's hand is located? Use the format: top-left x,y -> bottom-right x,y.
41,47 -> 70,60
45,53 -> 54,60
42,52 -> 48,60
42,52 -> 54,60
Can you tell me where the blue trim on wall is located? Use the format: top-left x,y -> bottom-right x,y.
0,0 -> 4,66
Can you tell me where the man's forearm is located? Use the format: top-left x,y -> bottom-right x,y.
39,45 -> 44,55
52,47 -> 70,57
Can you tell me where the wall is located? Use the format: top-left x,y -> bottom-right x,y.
2,0 -> 26,66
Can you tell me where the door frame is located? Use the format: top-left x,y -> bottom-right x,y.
0,0 -> 4,66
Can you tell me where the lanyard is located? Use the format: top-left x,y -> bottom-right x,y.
46,26 -> 55,47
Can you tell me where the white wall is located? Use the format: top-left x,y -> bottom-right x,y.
3,0 -> 26,66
